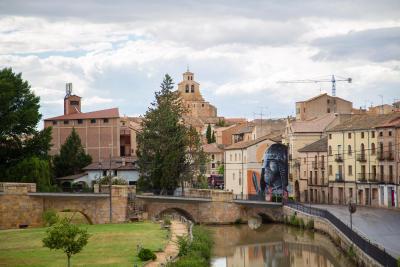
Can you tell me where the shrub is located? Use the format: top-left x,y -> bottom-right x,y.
138,248 -> 156,261
163,216 -> 172,226
42,209 -> 59,226
306,219 -> 314,230
177,235 -> 190,256
347,245 -> 356,259
289,213 -> 299,226
397,257 -> 400,267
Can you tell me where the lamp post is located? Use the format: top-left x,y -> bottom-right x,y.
109,144 -> 113,223
348,200 -> 356,244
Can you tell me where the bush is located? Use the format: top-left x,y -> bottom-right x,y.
347,245 -> 356,259
163,216 -> 172,226
42,209 -> 59,226
306,219 -> 314,230
299,218 -> 305,228
289,213 -> 299,226
138,248 -> 156,261
397,257 -> 400,267
95,176 -> 128,185
168,226 -> 213,267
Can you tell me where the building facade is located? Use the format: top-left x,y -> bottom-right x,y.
202,143 -> 224,177
296,93 -> 353,121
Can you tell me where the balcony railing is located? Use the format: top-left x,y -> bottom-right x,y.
377,174 -> 395,183
377,151 -> 385,161
356,153 -> 367,162
386,152 -> 394,161
356,173 -> 379,182
377,151 -> 395,161
335,173 -> 344,182
334,154 -> 343,162
312,161 -> 318,169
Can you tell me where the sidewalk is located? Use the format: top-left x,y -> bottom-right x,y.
312,204 -> 400,258
146,220 -> 188,267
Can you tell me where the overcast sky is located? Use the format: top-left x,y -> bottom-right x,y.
1,1 -> 399,123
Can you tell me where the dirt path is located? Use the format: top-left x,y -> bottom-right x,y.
146,220 -> 188,267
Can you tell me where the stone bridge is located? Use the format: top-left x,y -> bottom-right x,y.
0,183 -> 283,229
135,189 -> 283,224
0,183 -> 132,229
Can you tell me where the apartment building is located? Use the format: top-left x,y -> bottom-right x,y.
202,143 -> 224,177
326,113 -> 400,207
297,137 -> 328,203
224,134 -> 281,195
375,116 -> 400,207
296,93 -> 353,121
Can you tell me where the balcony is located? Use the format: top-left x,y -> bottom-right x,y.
377,151 -> 385,161
378,174 -> 395,184
386,152 -> 394,161
312,161 -> 318,169
335,173 -> 344,182
357,173 -> 367,182
356,153 -> 367,162
319,161 -> 325,169
334,154 -> 343,162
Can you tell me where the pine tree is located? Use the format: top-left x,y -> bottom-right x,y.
53,128 -> 92,177
211,130 -> 216,143
137,74 -> 187,194
206,124 -> 212,144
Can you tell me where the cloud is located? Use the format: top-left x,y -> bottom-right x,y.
311,27 -> 400,62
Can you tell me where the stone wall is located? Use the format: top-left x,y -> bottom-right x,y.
283,206 -> 381,267
0,183 -> 132,229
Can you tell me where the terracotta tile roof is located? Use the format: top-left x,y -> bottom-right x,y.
328,113 -> 400,132
375,116 -> 400,128
202,143 -> 224,153
225,133 -> 282,150
56,172 -> 87,180
296,93 -> 352,104
231,123 -> 255,135
291,113 -> 337,133
45,108 -> 119,121
83,157 -> 138,171
298,137 -> 328,153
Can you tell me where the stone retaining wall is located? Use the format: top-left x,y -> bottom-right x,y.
283,206 -> 381,267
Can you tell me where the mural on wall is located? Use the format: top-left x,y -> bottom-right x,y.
263,143 -> 288,200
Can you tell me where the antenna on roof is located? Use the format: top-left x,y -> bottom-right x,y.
65,83 -> 72,98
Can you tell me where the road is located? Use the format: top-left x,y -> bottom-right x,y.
312,204 -> 400,258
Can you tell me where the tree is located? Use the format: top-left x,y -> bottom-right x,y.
0,68 -> 52,179
43,218 -> 89,267
206,124 -> 212,144
211,130 -> 216,143
53,128 -> 92,177
137,74 -> 187,194
217,164 -> 224,175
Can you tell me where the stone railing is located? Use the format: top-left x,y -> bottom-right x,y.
0,183 -> 36,194
185,188 -> 233,202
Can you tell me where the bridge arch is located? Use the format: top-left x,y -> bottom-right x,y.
57,210 -> 93,224
157,207 -> 196,222
257,212 -> 274,223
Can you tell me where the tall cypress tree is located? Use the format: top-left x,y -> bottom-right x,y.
53,128 -> 92,177
137,74 -> 187,194
211,130 -> 216,143
206,124 -> 212,144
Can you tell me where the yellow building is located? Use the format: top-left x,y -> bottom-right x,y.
326,113 -> 400,206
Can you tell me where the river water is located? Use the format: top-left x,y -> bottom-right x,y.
209,224 -> 355,267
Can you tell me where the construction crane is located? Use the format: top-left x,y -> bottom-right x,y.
277,75 -> 352,96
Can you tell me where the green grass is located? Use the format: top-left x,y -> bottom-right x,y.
0,222 -> 168,267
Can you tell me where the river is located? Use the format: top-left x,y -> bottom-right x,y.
209,224 -> 355,267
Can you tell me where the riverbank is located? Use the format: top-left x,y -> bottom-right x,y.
0,222 -> 168,267
146,220 -> 188,267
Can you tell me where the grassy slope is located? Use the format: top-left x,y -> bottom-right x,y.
0,222 -> 168,267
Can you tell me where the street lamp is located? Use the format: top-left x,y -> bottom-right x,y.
108,144 -> 113,223
348,199 -> 356,244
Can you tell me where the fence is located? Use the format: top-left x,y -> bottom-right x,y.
285,202 -> 397,267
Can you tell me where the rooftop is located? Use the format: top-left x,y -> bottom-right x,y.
83,157 -> 138,171
225,133 -> 282,150
202,143 -> 224,153
296,93 -> 352,104
45,108 -> 119,121
298,137 -> 328,153
290,113 -> 339,133
328,113 -> 400,132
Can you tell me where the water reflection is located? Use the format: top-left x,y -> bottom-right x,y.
209,224 -> 354,267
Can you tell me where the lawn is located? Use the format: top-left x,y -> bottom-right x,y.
0,221 -> 169,267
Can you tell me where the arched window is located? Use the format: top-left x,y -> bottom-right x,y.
185,85 -> 189,93
348,145 -> 352,155
361,143 -> 365,154
328,146 -> 332,156
371,143 -> 376,155
191,84 -> 194,93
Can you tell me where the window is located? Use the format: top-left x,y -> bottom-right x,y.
361,132 -> 365,138
304,171 -> 306,177
371,131 -> 375,138
211,163 -> 215,168
303,108 -> 306,113
328,146 -> 332,155
211,154 -> 215,160
348,165 -> 353,176
114,170 -> 117,176
77,119 -> 83,124
349,188 -> 353,199
102,170 -> 107,176
371,143 -> 376,155
327,99 -> 330,104
296,108 -> 300,114
322,171 -> 325,179
235,153 -> 237,161
103,118 -> 109,123
348,133 -> 352,139
327,108 -> 330,113
230,154 -> 232,161
304,157 -> 306,164
329,165 -> 333,176
70,100 -> 79,105
348,145 -> 352,155
64,120 -> 69,124
389,131 -> 392,136
90,119 -> 96,123
185,85 -> 189,93
379,131 -> 383,137
202,104 -> 204,107
329,134 -> 332,139
191,85 -> 194,93
52,120 -> 57,125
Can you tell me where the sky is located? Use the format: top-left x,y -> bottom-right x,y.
0,1 -> 399,124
